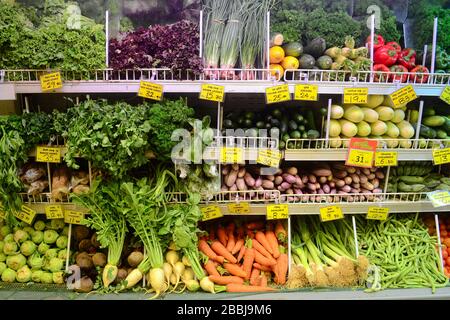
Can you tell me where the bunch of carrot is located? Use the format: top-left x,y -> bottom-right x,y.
198,220 -> 288,292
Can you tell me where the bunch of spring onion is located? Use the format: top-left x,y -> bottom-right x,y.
356,213 -> 448,293
287,216 -> 369,288
71,180 -> 127,288
119,165 -> 180,298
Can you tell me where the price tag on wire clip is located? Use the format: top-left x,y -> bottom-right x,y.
201,205 -> 223,221
343,88 -> 368,104
220,147 -> 244,164
14,205 -> 37,225
439,86 -> 450,105
366,207 -> 389,221
40,72 -> 62,91
138,81 -> 163,101
257,149 -> 282,168
45,205 -> 64,219
228,202 -> 250,214
427,191 -> 450,208
199,84 -> 225,103
64,210 -> 84,225
375,151 -> 398,167
345,138 -> 377,168
266,204 -> 289,220
36,146 -> 61,163
265,84 -> 291,104
320,206 -> 343,222
294,84 -> 318,101
389,85 -> 417,108
432,148 -> 450,165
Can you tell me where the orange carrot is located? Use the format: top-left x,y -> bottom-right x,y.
249,268 -> 260,286
255,231 -> 273,255
260,274 -> 267,287
226,232 -> 235,253
242,248 -> 255,280
246,221 -> 264,230
217,226 -> 228,246
199,239 -> 220,261
224,263 -> 247,278
209,275 -> 244,285
277,253 -> 288,285
254,250 -> 276,266
236,246 -> 246,263
211,241 -> 237,264
231,238 -> 244,255
251,239 -> 274,260
265,230 -> 280,259
252,263 -> 272,272
275,221 -> 287,243
215,256 -> 225,264
204,260 -> 220,277
226,283 -> 277,292
246,229 -> 255,239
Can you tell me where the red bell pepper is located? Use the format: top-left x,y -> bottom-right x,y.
373,64 -> 390,82
410,65 -> 429,84
374,45 -> 399,67
389,65 -> 409,83
398,48 -> 416,70
366,34 -> 385,50
386,41 -> 402,54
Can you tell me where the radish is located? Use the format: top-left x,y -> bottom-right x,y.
102,264 -> 118,288
185,279 -> 200,292
182,255 -> 191,267
162,262 -> 172,285
149,268 -> 166,299
170,261 -> 185,292
200,276 -> 216,293
124,268 -> 144,289
166,250 -> 180,266
182,268 -> 195,282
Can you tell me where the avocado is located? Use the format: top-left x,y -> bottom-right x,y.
304,37 -> 327,58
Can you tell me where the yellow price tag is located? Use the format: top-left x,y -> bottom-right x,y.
220,147 -> 244,164
265,84 -> 291,104
199,84 -> 225,103
45,205 -> 64,220
138,81 -> 163,101
375,151 -> 398,167
266,204 -> 288,220
257,149 -> 282,168
40,72 -> 63,91
36,146 -> 61,163
389,85 -> 417,108
432,148 -> 450,165
366,207 -> 389,220
343,88 -> 368,104
227,203 -> 250,214
14,205 -> 37,225
427,191 -> 450,208
201,205 -> 223,221
294,84 -> 318,101
64,210 -> 84,225
347,149 -> 374,168
440,86 -> 450,105
320,206 -> 343,222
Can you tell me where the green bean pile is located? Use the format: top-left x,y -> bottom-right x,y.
356,213 -> 448,293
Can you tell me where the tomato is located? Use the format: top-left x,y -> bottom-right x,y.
442,230 -> 448,237
440,224 -> 447,231
443,238 -> 450,248
447,247 -> 450,256
443,250 -> 449,259
445,257 -> 450,266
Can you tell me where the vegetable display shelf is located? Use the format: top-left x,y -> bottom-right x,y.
1,69 -> 449,96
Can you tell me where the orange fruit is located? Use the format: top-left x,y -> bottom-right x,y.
269,46 -> 285,64
269,64 -> 284,80
281,56 -> 300,70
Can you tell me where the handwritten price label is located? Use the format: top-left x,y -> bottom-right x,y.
14,205 -> 36,225
138,81 -> 163,101
266,204 -> 288,220
45,205 -> 64,219
199,84 -> 225,103
440,86 -> 450,105
320,206 -> 343,222
64,210 -> 84,225
432,148 -> 450,165
347,149 -> 374,168
343,88 -> 368,104
389,85 -> 417,108
40,72 -> 62,91
294,84 -> 318,101
375,151 -> 398,167
228,203 -> 250,214
366,207 -> 389,220
427,191 -> 450,208
201,206 -> 223,221
36,146 -> 61,163
265,84 -> 291,104
220,147 -> 244,164
257,149 -> 282,168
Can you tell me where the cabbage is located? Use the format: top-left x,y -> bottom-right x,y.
56,235 -> 68,249
3,234 -> 13,243
14,230 -> 29,243
28,253 -> 45,270
32,270 -> 43,283
3,241 -> 18,255
0,262 -> 6,275
57,249 -> 68,260
40,272 -> 53,284
52,271 -> 64,284
23,227 -> 34,235
45,248 -> 59,259
20,240 -> 37,256
1,268 -> 16,282
0,225 -> 11,238
48,257 -> 64,272
38,242 -> 50,255
31,230 -> 44,244
50,219 -> 65,230
43,230 -> 59,244
33,220 -> 46,231
61,226 -> 70,237
16,265 -> 32,283
6,254 -> 26,271
0,253 -> 6,262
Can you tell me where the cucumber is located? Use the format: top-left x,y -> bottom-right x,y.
290,130 -> 302,139
399,176 -> 424,184
279,141 -> 286,149
298,125 -> 306,132
423,115 -> 446,127
305,110 -> 316,130
294,113 -> 304,123
423,108 -> 435,116
271,108 -> 282,119
307,129 -> 320,139
282,133 -> 290,142
437,129 -> 448,139
301,132 -> 308,139
288,120 -> 298,131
